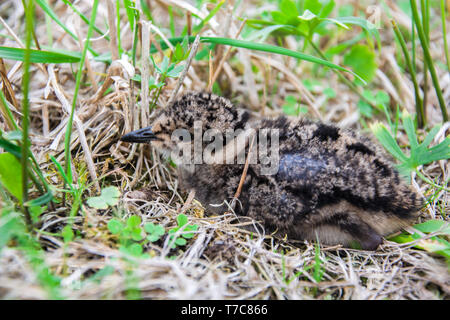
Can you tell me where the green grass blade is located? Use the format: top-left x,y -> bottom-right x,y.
391,20 -> 424,128
60,0 -> 110,41
64,0 -> 99,182
410,0 -> 448,121
441,0 -> 450,71
21,0 -> 33,229
193,0 -> 225,34
35,0 -> 98,56
0,46 -> 81,63
201,37 -> 364,81
148,36 -> 362,81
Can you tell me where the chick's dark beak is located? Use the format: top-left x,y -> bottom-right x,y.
120,126 -> 157,143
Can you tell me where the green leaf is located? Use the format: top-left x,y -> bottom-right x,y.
0,46 -> 81,64
282,95 -> 304,116
86,186 -> 120,209
271,11 -> 289,24
148,36 -> 363,82
166,64 -> 185,78
357,100 -> 372,117
280,0 -> 298,17
62,225 -> 74,243
29,205 -> 44,223
127,215 -> 141,228
182,225 -> 199,239
123,0 -> 138,32
304,0 -> 323,15
25,190 -> 53,207
370,123 -> 408,163
332,16 -> 381,48
201,37 -> 363,81
323,87 -> 336,98
144,223 -> 165,236
0,152 -> 23,202
414,220 -> 449,234
147,234 -> 161,242
375,91 -> 390,107
0,138 -> 21,158
108,219 -> 123,235
131,227 -> 144,241
124,243 -> 143,257
175,237 -> 187,246
343,44 -> 377,84
177,214 -> 188,227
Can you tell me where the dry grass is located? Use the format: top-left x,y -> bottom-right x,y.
0,0 -> 449,299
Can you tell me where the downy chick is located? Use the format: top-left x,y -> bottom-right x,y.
121,92 -> 421,250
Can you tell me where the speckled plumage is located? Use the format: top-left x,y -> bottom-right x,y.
121,92 -> 421,250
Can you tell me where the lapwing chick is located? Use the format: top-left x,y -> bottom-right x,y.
121,92 -> 421,250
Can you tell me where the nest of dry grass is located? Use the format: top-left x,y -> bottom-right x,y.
0,0 -> 448,299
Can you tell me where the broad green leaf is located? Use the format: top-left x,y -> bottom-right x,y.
108,219 -> 123,235
102,186 -> 120,206
0,138 -> 21,158
375,91 -> 390,107
182,225 -> 199,239
414,220 -> 449,234
304,0 -> 322,15
175,237 -> 187,246
147,234 -> 161,242
343,44 -> 377,84
87,186 -> 120,209
280,0 -> 298,17
298,9 -> 317,21
0,152 -> 23,202
144,223 -> 165,236
319,0 -> 336,18
332,16 -> 381,49
271,11 -> 289,24
3,131 -> 22,141
323,87 -> 336,98
166,64 -> 185,78
29,205 -> 44,223
0,210 -> 25,250
177,214 -> 188,227
131,228 -> 144,241
124,243 -> 143,257
127,215 -> 141,228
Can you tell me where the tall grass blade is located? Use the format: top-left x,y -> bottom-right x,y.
21,0 -> 33,229
392,20 -> 424,127
64,0 -> 99,183
410,0 -> 448,121
0,46 -> 81,63
35,0 -> 98,56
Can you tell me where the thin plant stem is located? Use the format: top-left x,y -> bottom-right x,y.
64,0 -> 99,182
392,20 -> 425,128
21,0 -> 34,230
420,0 -> 430,124
410,0 -> 448,122
441,0 -> 450,72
